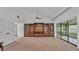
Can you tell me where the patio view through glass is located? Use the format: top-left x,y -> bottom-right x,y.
56,16 -> 77,45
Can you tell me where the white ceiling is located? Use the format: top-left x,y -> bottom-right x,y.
0,7 -> 65,23
0,7 -> 65,18
24,7 -> 65,18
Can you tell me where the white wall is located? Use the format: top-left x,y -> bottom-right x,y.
0,17 -> 16,46
0,8 -> 26,46
54,23 -> 57,38
17,23 -> 24,37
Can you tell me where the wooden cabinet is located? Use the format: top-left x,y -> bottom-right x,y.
34,23 -> 44,37
24,23 -> 54,37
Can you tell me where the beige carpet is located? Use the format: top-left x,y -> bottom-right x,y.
4,37 -> 78,51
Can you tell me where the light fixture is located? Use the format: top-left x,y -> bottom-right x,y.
35,8 -> 43,21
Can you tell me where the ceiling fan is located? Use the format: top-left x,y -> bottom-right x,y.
35,8 -> 44,21
35,16 -> 44,20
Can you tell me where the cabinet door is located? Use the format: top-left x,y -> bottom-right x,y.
44,24 -> 49,36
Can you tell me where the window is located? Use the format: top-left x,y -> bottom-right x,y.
56,16 -> 77,46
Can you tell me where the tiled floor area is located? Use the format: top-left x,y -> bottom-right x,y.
4,37 -> 78,51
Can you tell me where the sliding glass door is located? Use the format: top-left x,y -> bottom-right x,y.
56,17 -> 77,46
69,18 -> 77,45
56,24 -> 62,38
61,23 -> 68,41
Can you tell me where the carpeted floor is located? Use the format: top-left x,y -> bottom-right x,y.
4,37 -> 78,51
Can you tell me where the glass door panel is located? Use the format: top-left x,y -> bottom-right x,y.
61,23 -> 68,41
56,24 -> 61,38
69,18 -> 77,45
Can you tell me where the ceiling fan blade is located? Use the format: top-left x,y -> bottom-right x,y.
35,16 -> 44,19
